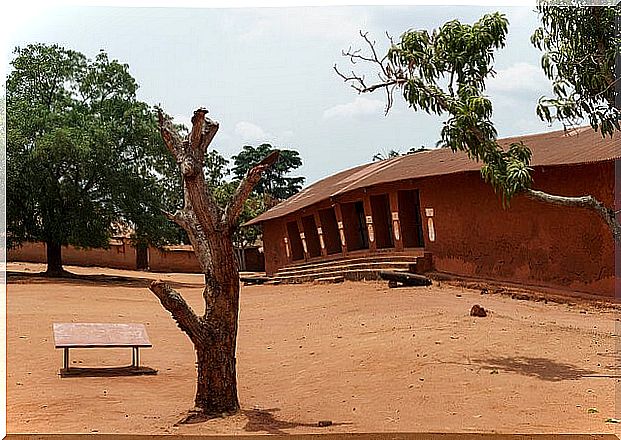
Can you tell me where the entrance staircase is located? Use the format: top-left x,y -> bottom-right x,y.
272,252 -> 433,284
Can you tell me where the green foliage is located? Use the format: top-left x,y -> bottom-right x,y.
382,13 -> 530,203
481,142 -> 533,207
532,3 -> 620,136
205,150 -> 230,188
232,143 -> 304,201
6,43 -> 181,253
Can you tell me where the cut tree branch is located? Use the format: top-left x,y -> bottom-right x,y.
525,188 -> 621,243
223,150 -> 280,228
157,110 -> 184,159
149,280 -> 205,345
189,108 -> 220,153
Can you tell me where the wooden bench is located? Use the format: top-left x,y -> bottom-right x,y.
53,323 -> 157,377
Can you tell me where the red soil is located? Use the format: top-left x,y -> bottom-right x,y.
6,262 -> 621,434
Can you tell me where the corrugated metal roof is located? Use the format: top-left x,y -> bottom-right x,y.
245,127 -> 619,226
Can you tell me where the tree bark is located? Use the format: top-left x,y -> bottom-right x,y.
524,188 -> 621,244
45,241 -> 65,276
149,108 -> 277,421
136,240 -> 149,270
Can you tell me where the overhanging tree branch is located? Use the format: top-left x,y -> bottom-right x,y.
524,189 -> 621,243
336,16 -> 621,244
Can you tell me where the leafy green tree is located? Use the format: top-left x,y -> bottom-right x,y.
205,149 -> 230,188
6,43 -> 180,275
532,3 -> 620,136
231,143 -> 304,201
335,9 -> 620,242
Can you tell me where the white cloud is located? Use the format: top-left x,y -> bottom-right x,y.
238,7 -> 369,43
487,62 -> 549,96
233,121 -> 295,146
235,121 -> 269,141
323,97 -> 385,119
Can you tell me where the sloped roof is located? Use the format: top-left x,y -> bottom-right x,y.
245,127 -> 619,226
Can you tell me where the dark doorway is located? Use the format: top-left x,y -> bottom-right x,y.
318,207 -> 342,255
340,201 -> 369,251
370,194 -> 393,249
398,189 -> 424,248
301,215 -> 322,258
286,220 -> 305,261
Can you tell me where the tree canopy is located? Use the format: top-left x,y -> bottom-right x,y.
231,144 -> 305,201
532,3 -> 620,136
6,43 -> 181,274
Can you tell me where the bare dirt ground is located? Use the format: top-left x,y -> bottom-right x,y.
6,262 -> 621,435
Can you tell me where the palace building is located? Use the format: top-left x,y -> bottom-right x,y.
245,128 -> 619,297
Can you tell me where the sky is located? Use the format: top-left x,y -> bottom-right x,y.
2,1 -> 561,187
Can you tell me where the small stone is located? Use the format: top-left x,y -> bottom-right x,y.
470,305 -> 487,317
318,420 -> 333,427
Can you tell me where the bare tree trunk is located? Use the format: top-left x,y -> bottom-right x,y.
136,240 -> 149,270
148,108 -> 279,421
45,240 -> 65,276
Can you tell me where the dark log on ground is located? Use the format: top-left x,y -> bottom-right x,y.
240,276 -> 272,285
380,271 -> 433,287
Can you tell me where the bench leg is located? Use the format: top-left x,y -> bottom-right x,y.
131,347 -> 140,368
63,348 -> 69,370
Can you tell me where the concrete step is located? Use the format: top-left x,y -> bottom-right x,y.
274,267 -> 412,284
314,276 -> 345,284
282,251 -> 424,271
276,261 -> 416,277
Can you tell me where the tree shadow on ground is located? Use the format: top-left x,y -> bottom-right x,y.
243,408 -> 351,435
7,271 -> 203,289
473,356 -> 598,381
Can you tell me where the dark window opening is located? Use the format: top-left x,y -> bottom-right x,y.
398,189 -> 424,248
318,207 -> 342,255
301,215 -> 322,258
286,220 -> 305,261
370,193 -> 394,249
341,201 -> 369,251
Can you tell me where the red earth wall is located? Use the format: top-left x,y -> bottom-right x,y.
261,161 -> 616,296
8,240 -> 137,270
418,162 -> 615,296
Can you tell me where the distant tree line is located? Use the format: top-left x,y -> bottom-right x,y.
6,43 -> 304,274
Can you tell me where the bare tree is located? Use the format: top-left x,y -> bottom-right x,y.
149,107 -> 279,421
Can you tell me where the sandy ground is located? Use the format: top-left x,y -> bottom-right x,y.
6,262 -> 621,435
